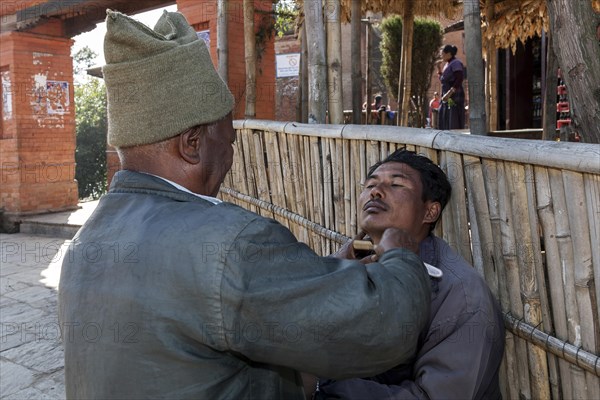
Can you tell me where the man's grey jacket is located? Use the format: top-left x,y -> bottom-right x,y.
58,170 -> 431,399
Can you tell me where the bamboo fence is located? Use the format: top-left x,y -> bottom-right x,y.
220,119 -> 600,400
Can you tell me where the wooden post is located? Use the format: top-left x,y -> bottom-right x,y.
542,32 -> 557,141
351,0 -> 362,124
304,0 -> 328,124
365,17 -> 372,125
217,0 -> 228,84
400,0 -> 414,126
243,0 -> 256,118
464,0 -> 486,134
326,0 -> 343,124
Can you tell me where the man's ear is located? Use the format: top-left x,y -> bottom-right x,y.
423,201 -> 442,225
178,127 -> 203,164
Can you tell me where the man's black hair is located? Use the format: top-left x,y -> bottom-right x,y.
366,148 -> 452,230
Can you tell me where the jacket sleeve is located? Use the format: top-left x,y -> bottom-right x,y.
318,309 -> 504,399
218,217 -> 432,379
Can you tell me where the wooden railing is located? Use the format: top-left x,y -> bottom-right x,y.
221,120 -> 600,400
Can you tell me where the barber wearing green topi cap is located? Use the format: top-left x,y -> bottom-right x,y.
59,10 -> 432,399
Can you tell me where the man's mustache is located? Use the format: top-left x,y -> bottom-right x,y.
363,198 -> 388,211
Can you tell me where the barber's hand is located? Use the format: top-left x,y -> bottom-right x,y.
376,228 -> 419,256
331,231 -> 376,264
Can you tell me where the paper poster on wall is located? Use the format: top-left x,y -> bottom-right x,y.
46,81 -> 70,115
197,30 -> 210,47
1,71 -> 12,120
276,53 -> 300,78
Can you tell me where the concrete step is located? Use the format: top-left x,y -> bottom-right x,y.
16,200 -> 98,239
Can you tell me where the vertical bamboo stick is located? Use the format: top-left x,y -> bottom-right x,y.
525,166 -> 561,400
548,168 -> 588,399
562,170 -> 600,399
287,134 -> 308,243
322,137 -> 334,254
366,139 -> 379,168
443,152 -> 472,264
463,155 -> 498,294
240,129 -> 259,213
507,163 -> 549,400
440,151 -> 457,248
331,138 -> 345,236
534,165 -> 574,398
498,161 -> 533,399
584,173 -> 600,340
482,159 -> 515,400
342,139 -> 352,237
264,131 -> 288,228
302,136 -> 315,248
349,141 -> 360,236
310,136 -> 325,254
251,130 -> 273,219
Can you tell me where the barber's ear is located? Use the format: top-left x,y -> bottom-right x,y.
423,201 -> 442,225
178,128 -> 203,164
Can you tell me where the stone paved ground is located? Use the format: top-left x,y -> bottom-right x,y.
1,233 -> 68,399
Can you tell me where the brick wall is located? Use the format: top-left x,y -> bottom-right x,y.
0,27 -> 78,215
177,0 -> 275,120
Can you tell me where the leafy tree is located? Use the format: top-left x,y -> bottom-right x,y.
274,0 -> 298,37
73,47 -> 107,199
380,17 -> 443,127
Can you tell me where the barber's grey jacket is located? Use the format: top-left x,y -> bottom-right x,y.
58,170 -> 431,400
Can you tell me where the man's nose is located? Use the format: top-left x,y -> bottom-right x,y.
370,184 -> 384,198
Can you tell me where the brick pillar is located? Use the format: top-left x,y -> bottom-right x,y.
0,28 -> 78,223
177,0 -> 275,120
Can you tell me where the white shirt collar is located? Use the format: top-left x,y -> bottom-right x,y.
142,172 -> 222,205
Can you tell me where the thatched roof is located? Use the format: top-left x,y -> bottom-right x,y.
295,0 -> 599,52
339,0 -> 463,21
482,0 -> 548,53
296,0 -> 462,23
483,0 -> 600,53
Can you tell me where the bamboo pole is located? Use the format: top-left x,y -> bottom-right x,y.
302,136 -> 316,248
264,131 -> 288,227
463,155 -> 498,294
498,161 -> 532,399
322,137 -> 334,253
482,159 -> 516,400
549,168 -> 588,399
442,152 -> 472,264
331,138 -> 345,236
504,312 -> 600,376
562,170 -> 600,399
288,134 -> 308,243
506,163 -> 549,399
342,139 -> 352,237
440,151 -> 458,252
584,173 -> 600,327
535,166 -> 574,398
310,136 -> 325,254
251,129 -> 273,218
523,164 -> 555,398
239,120 -> 600,174
240,128 -> 259,213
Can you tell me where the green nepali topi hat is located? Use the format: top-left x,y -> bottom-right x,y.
102,10 -> 234,148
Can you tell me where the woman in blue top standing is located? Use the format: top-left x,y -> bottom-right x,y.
437,44 -> 465,130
